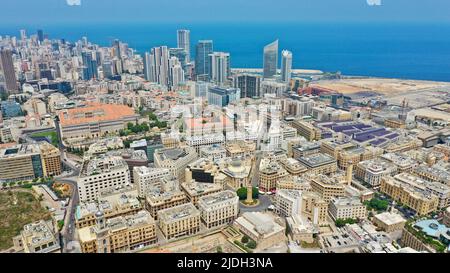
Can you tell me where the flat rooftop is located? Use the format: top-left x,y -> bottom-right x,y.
58,103 -> 136,126
298,153 -> 336,168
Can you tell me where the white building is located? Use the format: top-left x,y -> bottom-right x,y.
281,50 -> 292,83
133,166 -> 170,198
154,146 -> 198,182
199,144 -> 227,162
329,197 -> 367,221
209,52 -> 230,86
274,189 -> 302,217
77,156 -> 131,202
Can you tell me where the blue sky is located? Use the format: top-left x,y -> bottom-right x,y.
1,0 -> 450,25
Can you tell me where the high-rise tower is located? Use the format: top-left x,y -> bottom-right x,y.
263,39 -> 278,79
177,29 -> 191,63
0,49 -> 18,94
195,40 -> 213,81
281,50 -> 293,83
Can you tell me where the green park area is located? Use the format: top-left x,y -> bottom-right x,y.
30,131 -> 59,147
0,190 -> 52,250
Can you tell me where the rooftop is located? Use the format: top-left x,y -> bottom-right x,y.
58,103 -> 136,126
158,203 -> 200,223
298,153 -> 336,168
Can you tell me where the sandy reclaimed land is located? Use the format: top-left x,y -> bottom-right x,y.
310,78 -> 450,96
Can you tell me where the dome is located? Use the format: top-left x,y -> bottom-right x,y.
228,158 -> 245,173
95,210 -> 104,218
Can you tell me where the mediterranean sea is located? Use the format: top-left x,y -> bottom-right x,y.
1,22 -> 450,82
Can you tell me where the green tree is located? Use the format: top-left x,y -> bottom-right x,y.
216,246 -> 223,253
246,240 -> 257,249
241,235 -> 250,244
149,112 -> 158,121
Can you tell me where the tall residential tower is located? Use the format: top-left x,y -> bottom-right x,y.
281,50 -> 293,83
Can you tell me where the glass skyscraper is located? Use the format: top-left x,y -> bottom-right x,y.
81,51 -> 98,80
263,39 -> 279,79
195,40 -> 213,81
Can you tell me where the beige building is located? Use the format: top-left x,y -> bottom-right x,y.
355,159 -> 397,188
259,159 -> 288,192
411,165 -> 450,186
301,191 -> 328,226
286,214 -> 317,244
13,220 -> 60,253
184,158 -> 222,184
158,203 -> 201,240
78,210 -> 157,253
58,103 -> 139,139
276,176 -> 311,192
384,137 -> 422,153
292,120 -> 321,141
372,212 -> 406,233
75,187 -> 141,229
39,142 -> 62,177
234,212 -> 286,250
381,153 -> 416,173
181,181 -> 223,207
220,157 -> 252,190
400,227 -> 434,253
380,175 -> 439,216
198,190 -> 239,229
145,186 -> 188,220
328,197 -> 367,221
298,153 -> 338,175
278,157 -> 308,176
0,143 -> 62,183
320,140 -> 355,159
225,140 -> 256,158
310,175 -> 346,203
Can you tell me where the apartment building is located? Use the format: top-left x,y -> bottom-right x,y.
355,159 -> 398,188
13,220 -> 60,253
158,203 -> 201,240
292,120 -> 321,141
310,175 -> 346,203
78,210 -> 157,253
298,153 -> 338,175
154,146 -> 198,182
328,197 -> 367,221
259,159 -> 288,192
380,175 -> 439,216
274,189 -> 302,217
75,187 -> 141,229
77,155 -> 131,202
133,166 -> 170,197
198,190 -> 239,229
181,181 -> 223,207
